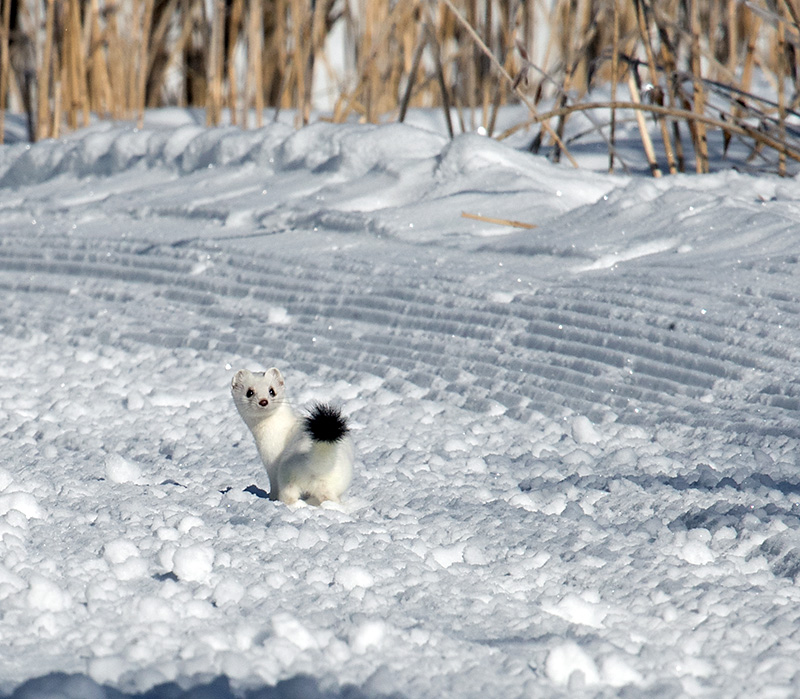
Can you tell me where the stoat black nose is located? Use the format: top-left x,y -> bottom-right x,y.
259,399 -> 268,407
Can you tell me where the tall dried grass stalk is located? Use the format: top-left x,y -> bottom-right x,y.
634,0 -> 676,174
609,0 -> 619,172
0,0 -> 12,143
689,0 -> 709,173
36,0 -> 55,140
626,69 -> 661,177
0,0 -> 797,175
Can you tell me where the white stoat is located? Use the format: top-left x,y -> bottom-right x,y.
230,367 -> 353,505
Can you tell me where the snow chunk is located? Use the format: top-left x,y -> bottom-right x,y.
571,416 -> 601,445
87,656 -> 129,685
271,612 -> 318,650
112,557 -> 148,581
489,291 -> 516,304
602,655 -> 643,687
577,237 -> 679,272
678,540 -> 716,566
171,544 -> 215,582
102,538 -> 147,580
546,641 -> 600,687
0,564 -> 26,599
268,306 -> 290,324
431,543 -> 465,568
213,578 -> 246,607
0,492 -> 43,519
543,592 -> 607,628
125,389 -> 145,411
177,515 -> 205,534
443,438 -> 468,453
463,544 -> 488,565
350,619 -> 387,654
104,454 -> 143,484
185,599 -> 214,619
335,566 -> 375,590
27,575 -> 72,612
0,468 -> 13,492
136,596 -> 174,623
102,538 -> 140,564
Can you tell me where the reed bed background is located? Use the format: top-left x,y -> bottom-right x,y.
0,0 -> 799,175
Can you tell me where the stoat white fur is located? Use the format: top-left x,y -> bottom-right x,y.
231,367 -> 353,505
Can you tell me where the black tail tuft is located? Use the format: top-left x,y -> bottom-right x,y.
305,403 -> 349,443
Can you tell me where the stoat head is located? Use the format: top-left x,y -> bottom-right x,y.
231,367 -> 286,426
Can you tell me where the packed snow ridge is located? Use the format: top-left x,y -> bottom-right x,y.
1,111 -> 800,698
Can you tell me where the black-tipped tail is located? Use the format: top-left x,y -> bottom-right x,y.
305,403 -> 349,443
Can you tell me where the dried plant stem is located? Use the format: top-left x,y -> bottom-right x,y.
438,0 -> 577,167
552,0 -> 573,165
634,0 -> 677,173
125,0 -> 138,111
51,69 -> 62,139
0,0 -> 795,178
427,21 -> 454,138
690,0 -> 709,173
37,0 -> 56,140
207,0 -> 225,126
780,0 -> 800,29
138,0 -> 155,129
63,0 -> 83,130
0,0 -> 12,143
109,6 -> 128,118
727,0 -> 738,75
627,70 -> 662,177
335,0 -> 416,124
290,0 -> 308,126
245,0 -> 264,128
308,0 -> 329,124
530,99 -> 800,164
609,0 -> 619,172
777,13 -> 787,176
226,0 -> 244,125
654,12 -> 686,172
88,0 -> 112,119
168,1 -> 198,109
398,22 -> 428,123
461,211 -> 537,229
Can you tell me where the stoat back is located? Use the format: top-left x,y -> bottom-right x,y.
277,403 -> 354,506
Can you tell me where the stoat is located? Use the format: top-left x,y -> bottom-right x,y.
231,367 -> 353,505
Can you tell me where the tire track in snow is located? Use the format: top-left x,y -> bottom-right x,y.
2,228 -> 799,442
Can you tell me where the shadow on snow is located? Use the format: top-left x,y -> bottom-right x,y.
5,673 -> 405,699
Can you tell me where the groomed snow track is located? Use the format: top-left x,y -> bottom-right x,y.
1,220 -> 798,442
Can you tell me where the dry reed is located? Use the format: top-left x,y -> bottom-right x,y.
0,0 -> 798,175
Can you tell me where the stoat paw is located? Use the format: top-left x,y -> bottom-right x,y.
279,485 -> 301,505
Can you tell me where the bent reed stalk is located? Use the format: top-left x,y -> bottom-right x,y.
0,0 -> 797,175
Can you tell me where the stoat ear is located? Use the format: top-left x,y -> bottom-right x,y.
265,367 -> 285,387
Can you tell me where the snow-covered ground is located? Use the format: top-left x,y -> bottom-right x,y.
2,108 -> 800,698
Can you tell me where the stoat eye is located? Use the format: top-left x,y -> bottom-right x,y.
246,388 -> 254,398
269,388 -> 276,397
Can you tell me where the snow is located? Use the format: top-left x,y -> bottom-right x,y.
545,641 -> 601,687
2,109 -> 800,697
